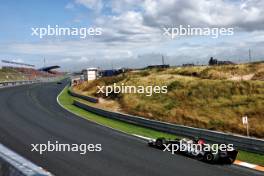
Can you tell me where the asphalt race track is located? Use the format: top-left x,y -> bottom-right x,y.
0,80 -> 262,176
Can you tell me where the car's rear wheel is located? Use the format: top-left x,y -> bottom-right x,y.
197,154 -> 203,161
204,153 -> 214,163
227,157 -> 235,164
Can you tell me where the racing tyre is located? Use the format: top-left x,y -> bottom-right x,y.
227,157 -> 235,164
197,154 -> 203,161
204,153 -> 214,163
156,138 -> 165,148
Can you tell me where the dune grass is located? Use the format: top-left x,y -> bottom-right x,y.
0,68 -> 25,81
73,63 -> 264,138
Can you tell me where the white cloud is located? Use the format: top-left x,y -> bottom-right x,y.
11,58 -> 24,63
2,0 -> 264,70
65,3 -> 75,10
110,0 -> 142,13
75,0 -> 103,12
141,0 -> 264,30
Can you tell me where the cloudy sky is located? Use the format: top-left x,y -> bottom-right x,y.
0,0 -> 264,71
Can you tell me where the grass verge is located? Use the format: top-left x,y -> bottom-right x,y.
58,86 -> 177,139
58,85 -> 264,166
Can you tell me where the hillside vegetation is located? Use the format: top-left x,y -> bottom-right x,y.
73,62 -> 264,138
0,68 -> 25,81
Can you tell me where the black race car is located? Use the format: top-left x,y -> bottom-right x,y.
148,137 -> 238,164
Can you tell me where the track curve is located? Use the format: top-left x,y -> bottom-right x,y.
0,81 -> 261,176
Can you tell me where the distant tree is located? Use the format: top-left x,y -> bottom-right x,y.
209,57 -> 214,65
209,57 -> 217,65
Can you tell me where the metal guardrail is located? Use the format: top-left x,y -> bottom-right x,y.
0,144 -> 52,176
68,89 -> 99,103
70,90 -> 264,154
0,80 -> 41,88
0,77 -> 62,88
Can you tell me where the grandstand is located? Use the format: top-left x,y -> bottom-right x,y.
0,60 -> 62,82
38,65 -> 60,73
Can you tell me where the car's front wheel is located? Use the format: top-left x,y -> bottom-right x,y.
156,138 -> 166,148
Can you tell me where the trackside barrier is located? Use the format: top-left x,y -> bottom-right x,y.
73,100 -> 264,154
68,89 -> 99,103
0,78 -> 62,88
0,144 -> 52,176
0,80 -> 41,88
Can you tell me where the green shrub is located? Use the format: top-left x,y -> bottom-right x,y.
138,71 -> 150,77
167,81 -> 183,91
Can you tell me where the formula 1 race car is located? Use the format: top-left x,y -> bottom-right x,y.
148,137 -> 238,164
